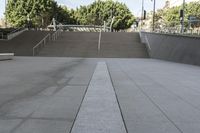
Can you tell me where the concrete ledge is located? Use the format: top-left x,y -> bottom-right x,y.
7,28 -> 28,40
142,31 -> 200,39
0,53 -> 14,61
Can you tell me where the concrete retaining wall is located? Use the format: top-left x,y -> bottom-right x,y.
140,32 -> 200,66
7,28 -> 28,40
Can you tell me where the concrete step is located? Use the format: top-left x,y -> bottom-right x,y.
0,31 -> 52,56
38,32 -> 149,58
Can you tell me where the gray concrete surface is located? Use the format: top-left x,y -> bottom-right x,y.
1,57 -> 200,133
140,32 -> 200,66
71,62 -> 126,133
0,57 -> 97,133
107,59 -> 200,133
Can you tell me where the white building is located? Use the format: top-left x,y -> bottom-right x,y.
0,18 -> 5,28
167,0 -> 199,8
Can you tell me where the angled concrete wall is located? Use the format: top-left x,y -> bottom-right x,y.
140,32 -> 200,66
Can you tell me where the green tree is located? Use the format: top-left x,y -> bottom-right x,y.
185,2 -> 200,28
153,1 -> 200,30
6,0 -> 56,27
163,6 -> 180,27
55,6 -> 76,24
6,0 -> 135,30
74,0 -> 135,30
73,5 -> 89,25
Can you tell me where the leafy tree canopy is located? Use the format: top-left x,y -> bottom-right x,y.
148,1 -> 200,30
6,0 -> 56,27
6,0 -> 135,30
73,0 -> 135,30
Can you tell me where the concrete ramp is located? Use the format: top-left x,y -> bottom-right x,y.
71,62 -> 126,133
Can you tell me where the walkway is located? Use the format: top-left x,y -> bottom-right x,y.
71,62 -> 126,133
0,57 -> 200,133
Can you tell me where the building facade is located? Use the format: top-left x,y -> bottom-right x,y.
0,18 -> 5,28
166,0 -> 199,8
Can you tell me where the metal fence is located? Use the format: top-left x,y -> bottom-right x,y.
142,20 -> 200,36
0,32 -> 6,40
48,24 -> 110,32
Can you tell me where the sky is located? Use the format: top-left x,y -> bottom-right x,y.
0,0 -> 167,19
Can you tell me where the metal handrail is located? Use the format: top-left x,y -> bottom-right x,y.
32,29 -> 62,56
52,28 -> 62,41
48,25 -> 110,32
51,25 -> 105,28
33,34 -> 51,56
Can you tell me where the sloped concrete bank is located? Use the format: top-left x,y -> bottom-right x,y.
140,32 -> 200,66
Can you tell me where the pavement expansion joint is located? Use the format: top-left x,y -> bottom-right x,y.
70,62 -> 127,133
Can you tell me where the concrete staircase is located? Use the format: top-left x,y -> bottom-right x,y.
39,32 -> 99,57
38,32 -> 149,58
0,31 -> 148,58
100,32 -> 149,58
0,31 -> 51,56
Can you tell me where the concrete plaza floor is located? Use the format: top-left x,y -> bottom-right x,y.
0,57 -> 200,133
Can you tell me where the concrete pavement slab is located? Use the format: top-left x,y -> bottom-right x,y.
107,66 -> 181,133
0,57 -> 96,133
107,59 -> 200,133
0,119 -> 22,133
1,57 -> 200,133
71,62 -> 126,133
14,119 -> 71,133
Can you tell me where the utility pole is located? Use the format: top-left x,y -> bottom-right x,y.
152,0 -> 156,31
5,0 -> 7,28
181,0 -> 185,33
141,0 -> 144,29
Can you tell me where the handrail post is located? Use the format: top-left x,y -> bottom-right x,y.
33,49 -> 35,56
